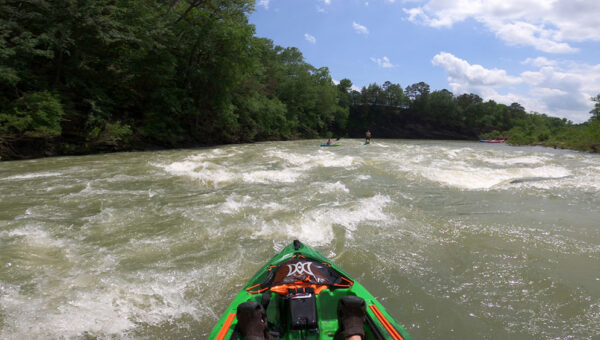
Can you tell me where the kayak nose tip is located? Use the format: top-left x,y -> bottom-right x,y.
293,240 -> 302,250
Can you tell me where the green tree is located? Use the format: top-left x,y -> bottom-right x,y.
337,78 -> 353,108
361,83 -> 385,106
383,81 -> 405,107
428,89 -> 458,124
0,91 -> 64,139
591,94 -> 600,120
405,82 -> 430,101
456,93 -> 482,109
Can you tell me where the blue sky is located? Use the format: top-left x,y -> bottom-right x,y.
249,0 -> 600,123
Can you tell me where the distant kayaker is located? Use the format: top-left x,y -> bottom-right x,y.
326,138 -> 333,145
365,130 -> 371,143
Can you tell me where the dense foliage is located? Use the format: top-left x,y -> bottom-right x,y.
346,81 -> 599,152
1,1 -> 598,160
0,0 -> 347,159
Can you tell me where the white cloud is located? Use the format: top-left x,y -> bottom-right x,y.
304,33 -> 317,44
352,21 -> 369,35
432,52 -> 600,122
522,57 -> 557,68
316,0 -> 330,11
490,21 -> 576,53
403,0 -> 600,53
432,52 -> 521,88
257,0 -> 270,9
370,56 -> 396,68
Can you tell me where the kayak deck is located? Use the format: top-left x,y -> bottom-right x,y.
209,240 -> 413,340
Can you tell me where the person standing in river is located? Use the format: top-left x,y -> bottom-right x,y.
365,130 -> 371,144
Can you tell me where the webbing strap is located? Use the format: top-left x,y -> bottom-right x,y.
369,305 -> 404,340
215,313 -> 236,340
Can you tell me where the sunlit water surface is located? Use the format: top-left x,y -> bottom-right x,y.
1,140 -> 599,339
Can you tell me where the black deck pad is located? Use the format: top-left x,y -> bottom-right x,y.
259,258 -> 349,289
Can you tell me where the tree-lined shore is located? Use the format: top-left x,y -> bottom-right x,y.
1,0 -> 599,161
345,82 -> 600,152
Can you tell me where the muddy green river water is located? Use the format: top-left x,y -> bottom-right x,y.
1,139 -> 599,339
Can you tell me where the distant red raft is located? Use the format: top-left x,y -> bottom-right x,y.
480,139 -> 506,143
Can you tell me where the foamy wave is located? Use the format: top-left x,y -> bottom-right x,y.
317,181 -> 350,194
1,225 -> 217,339
421,165 -> 571,190
0,268 -> 202,339
265,150 -> 312,166
2,171 -> 63,181
158,149 -> 355,186
266,149 -> 356,169
46,292 -> 136,336
187,148 -> 242,161
562,165 -> 600,191
481,155 -> 550,166
332,194 -> 392,231
253,194 -> 391,245
263,202 -> 287,213
209,195 -> 291,216
443,147 -> 475,160
158,160 -> 238,187
219,194 -> 252,214
5,225 -> 68,249
242,169 -> 302,183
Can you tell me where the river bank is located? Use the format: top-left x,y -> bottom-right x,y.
3,134 -> 598,163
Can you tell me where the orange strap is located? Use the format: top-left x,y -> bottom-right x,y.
369,305 -> 404,340
246,284 -> 260,290
246,283 -> 270,294
333,276 -> 354,287
216,313 -> 236,340
270,282 -> 329,295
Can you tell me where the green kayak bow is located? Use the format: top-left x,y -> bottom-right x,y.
208,240 -> 413,340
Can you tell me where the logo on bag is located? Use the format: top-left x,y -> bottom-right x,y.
286,261 -> 315,278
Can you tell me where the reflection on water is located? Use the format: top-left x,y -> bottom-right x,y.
1,140 -> 599,339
